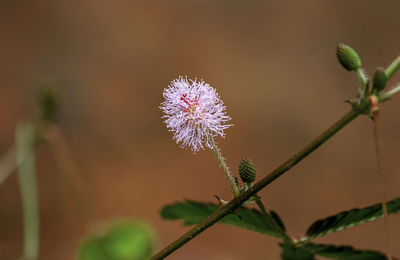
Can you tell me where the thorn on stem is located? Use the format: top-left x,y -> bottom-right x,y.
214,194 -> 228,205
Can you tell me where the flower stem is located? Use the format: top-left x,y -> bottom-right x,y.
356,68 -> 368,88
16,122 -> 40,260
151,105 -> 368,260
207,134 -> 240,197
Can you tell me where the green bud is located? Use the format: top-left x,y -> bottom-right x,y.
372,67 -> 388,92
239,158 -> 256,184
36,84 -> 60,123
336,43 -> 362,71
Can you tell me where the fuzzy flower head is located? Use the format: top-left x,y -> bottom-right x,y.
160,77 -> 232,152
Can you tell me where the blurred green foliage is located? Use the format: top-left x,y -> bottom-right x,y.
79,220 -> 154,260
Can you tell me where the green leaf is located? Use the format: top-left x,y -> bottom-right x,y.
302,243 -> 386,260
78,220 -> 154,260
270,210 -> 286,231
306,197 -> 400,239
279,243 -> 315,260
280,242 -> 387,260
161,199 -> 284,238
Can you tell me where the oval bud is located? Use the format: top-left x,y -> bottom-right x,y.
372,67 -> 387,92
239,158 -> 256,184
336,43 -> 362,71
37,84 -> 60,123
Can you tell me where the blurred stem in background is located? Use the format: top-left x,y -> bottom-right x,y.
16,122 -> 39,260
0,82 -> 97,259
45,124 -> 96,225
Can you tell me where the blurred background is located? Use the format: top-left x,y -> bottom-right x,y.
1,1 -> 400,259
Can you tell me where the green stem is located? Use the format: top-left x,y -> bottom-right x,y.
151,104 -> 369,260
356,68 -> 368,88
254,197 -> 292,243
16,122 -> 40,260
385,55 -> 400,79
207,134 -> 240,197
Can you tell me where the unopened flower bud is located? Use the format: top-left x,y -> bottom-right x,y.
239,158 -> 256,184
336,43 -> 362,71
372,67 -> 387,92
37,84 -> 60,123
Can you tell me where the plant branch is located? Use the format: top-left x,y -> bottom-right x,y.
151,103 -> 369,260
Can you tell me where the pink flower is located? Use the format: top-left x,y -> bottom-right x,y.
160,77 -> 232,152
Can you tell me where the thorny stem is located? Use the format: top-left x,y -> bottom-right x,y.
151,105 -> 368,260
207,133 -> 240,197
372,112 -> 392,260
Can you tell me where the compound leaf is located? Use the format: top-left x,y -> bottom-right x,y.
303,243 -> 386,260
306,197 -> 400,239
161,199 -> 283,238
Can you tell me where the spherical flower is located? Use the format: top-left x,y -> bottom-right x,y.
160,76 -> 232,152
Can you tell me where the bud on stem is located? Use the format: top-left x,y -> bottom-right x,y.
372,67 -> 388,93
336,43 -> 362,71
36,84 -> 60,123
239,158 -> 256,184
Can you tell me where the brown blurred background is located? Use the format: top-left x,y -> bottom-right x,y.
1,1 -> 400,259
